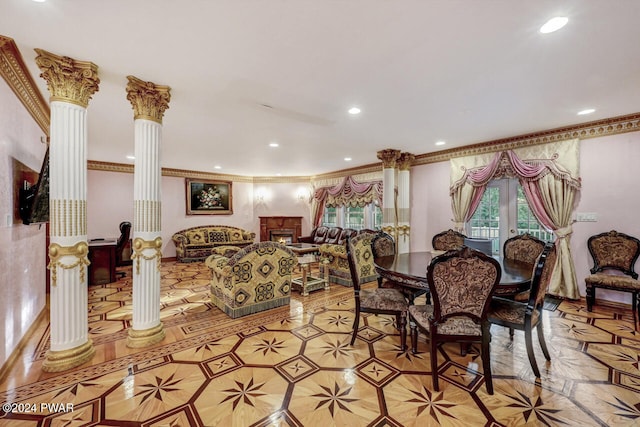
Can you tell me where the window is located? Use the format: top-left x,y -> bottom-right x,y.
320,203 -> 381,230
468,179 -> 553,255
322,206 -> 337,227
345,206 -> 365,229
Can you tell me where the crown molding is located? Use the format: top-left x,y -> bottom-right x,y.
0,36 -> 50,135
4,35 -> 639,179
413,112 -> 640,166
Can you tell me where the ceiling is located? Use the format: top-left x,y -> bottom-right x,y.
2,0 -> 640,177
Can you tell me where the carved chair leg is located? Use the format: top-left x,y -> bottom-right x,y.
409,320 -> 418,353
634,292 -> 639,331
536,319 -> 551,361
586,284 -> 595,312
430,335 -> 439,391
525,324 -> 541,378
398,312 -> 407,351
481,326 -> 494,395
350,311 -> 360,346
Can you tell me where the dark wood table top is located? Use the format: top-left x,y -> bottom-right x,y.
374,251 -> 533,297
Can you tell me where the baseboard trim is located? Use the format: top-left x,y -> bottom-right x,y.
0,301 -> 49,384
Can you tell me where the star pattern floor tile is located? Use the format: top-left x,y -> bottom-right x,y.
1,261 -> 640,426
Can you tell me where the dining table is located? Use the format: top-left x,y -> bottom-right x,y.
373,251 -> 534,302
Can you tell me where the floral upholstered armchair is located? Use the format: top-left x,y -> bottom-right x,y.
206,242 -> 298,318
318,229 -> 378,287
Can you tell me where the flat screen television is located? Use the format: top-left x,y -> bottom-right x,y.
19,147 -> 49,225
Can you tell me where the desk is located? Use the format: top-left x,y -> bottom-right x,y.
88,239 -> 117,286
374,251 -> 532,298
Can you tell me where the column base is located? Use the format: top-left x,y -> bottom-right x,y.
42,340 -> 95,373
126,322 -> 165,348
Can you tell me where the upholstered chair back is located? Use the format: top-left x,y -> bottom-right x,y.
325,227 -> 343,244
504,233 -> 546,264
115,221 -> 132,267
346,233 -> 376,290
432,229 -> 467,251
428,246 -> 500,323
313,226 -> 330,244
588,230 -> 640,278
337,228 -> 358,245
531,243 -> 557,309
371,232 -> 395,258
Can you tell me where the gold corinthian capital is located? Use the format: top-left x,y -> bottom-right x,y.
377,149 -> 401,169
34,49 -> 99,108
126,75 -> 171,124
397,152 -> 415,171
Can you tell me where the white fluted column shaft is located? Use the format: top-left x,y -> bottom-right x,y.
397,168 -> 411,254
132,119 -> 163,331
48,101 -> 89,352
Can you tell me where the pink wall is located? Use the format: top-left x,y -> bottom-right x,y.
87,172 -> 312,258
410,131 -> 640,304
0,78 -> 47,367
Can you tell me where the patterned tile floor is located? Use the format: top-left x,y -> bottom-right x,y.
1,261 -> 640,426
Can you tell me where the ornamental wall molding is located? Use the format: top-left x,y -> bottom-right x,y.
413,113 -> 640,166
3,37 -> 639,180
0,36 -> 50,134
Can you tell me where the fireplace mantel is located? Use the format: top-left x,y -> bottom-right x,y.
259,216 -> 303,243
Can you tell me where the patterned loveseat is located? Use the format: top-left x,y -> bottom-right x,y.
319,230 -> 379,287
172,225 -> 255,262
205,242 -> 298,318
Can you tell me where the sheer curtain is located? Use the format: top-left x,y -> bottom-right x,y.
449,139 -> 581,299
310,176 -> 383,227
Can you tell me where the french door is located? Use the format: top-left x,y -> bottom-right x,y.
467,179 -> 553,255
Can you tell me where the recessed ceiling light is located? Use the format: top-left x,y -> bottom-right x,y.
348,107 -> 361,115
269,142 -> 279,147
126,155 -> 135,160
213,165 -> 221,169
32,0 -> 46,2
539,17 -> 568,34
344,157 -> 352,161
435,141 -> 446,146
577,108 -> 595,115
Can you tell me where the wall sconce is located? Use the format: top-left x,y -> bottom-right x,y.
255,191 -> 265,203
295,187 -> 310,202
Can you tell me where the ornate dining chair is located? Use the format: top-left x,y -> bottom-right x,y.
488,242 -> 556,377
346,234 -> 409,350
371,231 -> 396,288
372,231 -> 430,305
432,229 -> 466,251
408,246 -> 501,394
503,233 -> 546,302
585,230 -> 640,330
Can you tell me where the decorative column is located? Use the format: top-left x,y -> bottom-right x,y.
125,76 -> 170,348
376,149 -> 401,241
35,49 -> 99,372
396,152 -> 414,254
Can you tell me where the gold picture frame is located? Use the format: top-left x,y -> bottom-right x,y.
186,178 -> 232,215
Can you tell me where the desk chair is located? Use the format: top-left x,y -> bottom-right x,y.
115,221 -> 132,278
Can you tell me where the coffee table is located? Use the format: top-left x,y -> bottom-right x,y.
286,244 -> 329,296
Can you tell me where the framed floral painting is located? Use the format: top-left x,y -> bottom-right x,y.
186,179 -> 232,215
